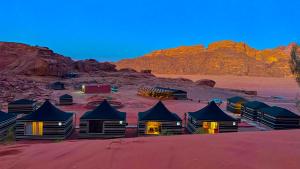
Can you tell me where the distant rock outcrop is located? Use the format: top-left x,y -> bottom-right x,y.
0,42 -> 117,76
73,59 -> 116,72
195,79 -> 216,88
116,40 -> 297,77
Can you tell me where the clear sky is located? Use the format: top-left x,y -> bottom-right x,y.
1,0 -> 299,61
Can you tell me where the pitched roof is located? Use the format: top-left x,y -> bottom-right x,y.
227,96 -> 248,103
259,106 -> 300,118
243,101 -> 270,109
60,94 -> 73,99
138,101 -> 181,121
188,102 -> 236,121
9,99 -> 36,105
80,100 -> 125,120
0,111 -> 16,122
19,100 -> 73,121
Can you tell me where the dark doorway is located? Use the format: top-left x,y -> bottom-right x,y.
89,120 -> 104,133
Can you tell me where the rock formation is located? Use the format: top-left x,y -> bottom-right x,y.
0,42 -> 117,76
116,40 -> 297,77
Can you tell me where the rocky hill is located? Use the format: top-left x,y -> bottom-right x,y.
116,40 -> 297,77
0,42 -> 116,76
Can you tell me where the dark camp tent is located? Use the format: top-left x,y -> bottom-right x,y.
258,106 -> 300,129
80,100 -> 126,138
8,99 -> 37,115
241,101 -> 270,121
226,96 -> 248,114
59,94 -> 73,105
138,101 -> 182,135
51,82 -> 65,90
187,102 -> 238,134
16,100 -> 74,140
0,111 -> 16,141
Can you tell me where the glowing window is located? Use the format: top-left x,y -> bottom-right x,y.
25,122 -> 43,136
146,122 -> 161,135
202,121 -> 219,134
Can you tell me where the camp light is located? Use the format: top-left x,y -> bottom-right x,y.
233,122 -> 236,126
58,122 -> 62,126
119,121 -> 123,125
176,122 -> 181,126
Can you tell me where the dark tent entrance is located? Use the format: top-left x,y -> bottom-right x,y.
145,121 -> 161,135
202,121 -> 219,134
88,120 -> 104,133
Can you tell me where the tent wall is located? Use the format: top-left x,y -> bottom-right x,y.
15,117 -> 73,140
257,112 -> 300,129
137,121 -> 182,136
241,105 -> 258,121
0,117 -> 16,141
187,114 -> 237,133
79,120 -> 126,138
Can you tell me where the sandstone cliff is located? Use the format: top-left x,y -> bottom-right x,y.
116,40 -> 297,77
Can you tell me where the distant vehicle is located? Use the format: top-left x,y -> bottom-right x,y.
208,98 -> 223,105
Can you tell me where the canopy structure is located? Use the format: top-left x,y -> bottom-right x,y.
8,99 -> 37,114
80,100 -> 126,138
81,100 -> 125,120
189,102 -> 236,121
258,106 -> 300,129
19,100 -> 73,121
187,102 -> 238,134
241,101 -> 270,121
138,101 -> 181,121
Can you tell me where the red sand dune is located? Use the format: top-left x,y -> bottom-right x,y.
1,130 -> 300,169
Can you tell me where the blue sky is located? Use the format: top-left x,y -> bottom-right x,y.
1,0 -> 299,61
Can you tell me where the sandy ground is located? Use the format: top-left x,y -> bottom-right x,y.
0,75 -> 299,169
1,130 -> 300,169
155,74 -> 300,99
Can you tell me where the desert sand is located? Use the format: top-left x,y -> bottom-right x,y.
155,74 -> 300,98
1,130 -> 300,169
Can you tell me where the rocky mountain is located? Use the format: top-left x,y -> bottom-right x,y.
116,40 -> 297,77
0,42 -> 116,76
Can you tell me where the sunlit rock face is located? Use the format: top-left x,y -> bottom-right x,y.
116,40 -> 296,77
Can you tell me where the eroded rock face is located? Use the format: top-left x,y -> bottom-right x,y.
0,42 -> 73,76
0,42 -> 117,76
116,40 -> 297,77
73,59 -> 117,72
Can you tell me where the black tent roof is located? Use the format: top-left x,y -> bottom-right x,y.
9,99 -> 36,105
243,101 -> 270,109
188,102 -> 236,121
19,100 -> 73,121
227,96 -> 248,103
0,111 -> 16,122
259,106 -> 300,118
138,101 -> 181,121
80,100 -> 125,120
60,94 -> 73,99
